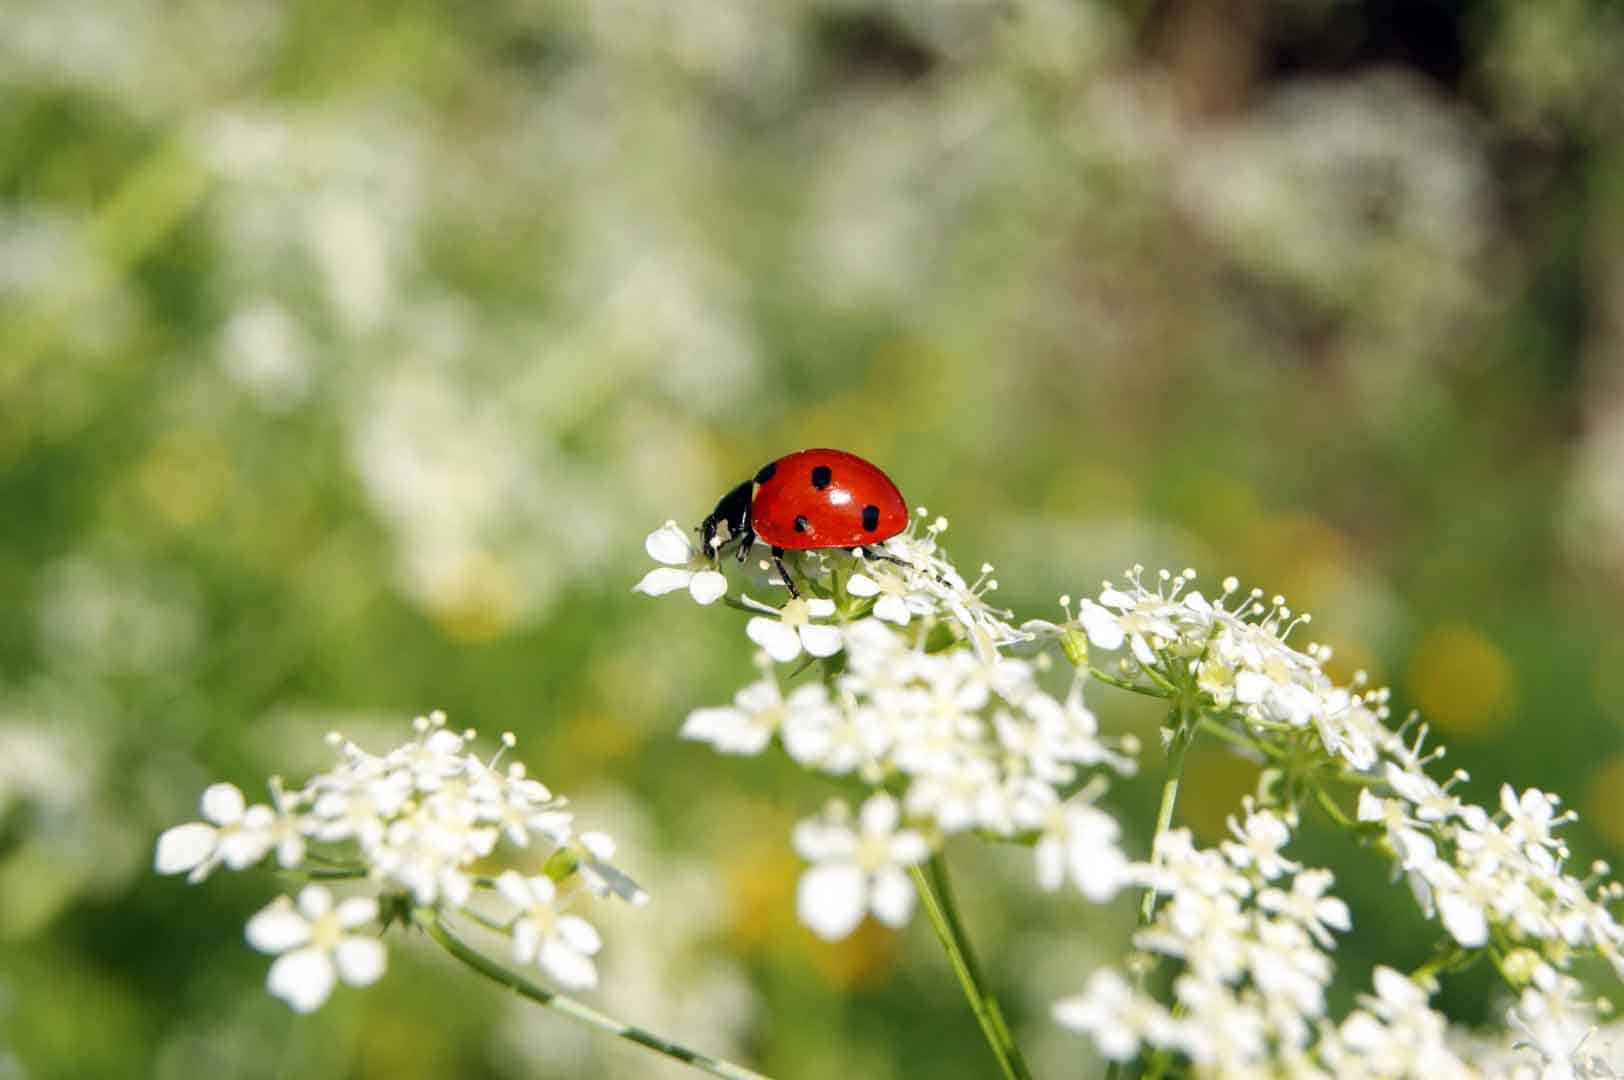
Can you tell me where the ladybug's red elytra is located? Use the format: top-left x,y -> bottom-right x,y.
701,449 -> 908,597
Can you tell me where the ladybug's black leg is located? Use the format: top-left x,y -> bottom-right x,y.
862,549 -> 912,570
859,546 -> 951,588
770,546 -> 800,599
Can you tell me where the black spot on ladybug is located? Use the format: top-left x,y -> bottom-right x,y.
755,461 -> 777,484
794,515 -> 810,533
862,505 -> 880,531
811,465 -> 832,489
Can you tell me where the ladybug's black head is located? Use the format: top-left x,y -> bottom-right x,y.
699,479 -> 755,564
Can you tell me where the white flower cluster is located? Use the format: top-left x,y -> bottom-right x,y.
1055,805 -> 1354,1072
156,712 -> 645,1011
1359,771 -> 1624,978
1057,567 -> 1624,978
639,513 -> 1140,940
1037,566 -> 1390,772
1046,567 -> 1624,1076
1055,811 -> 1624,1079
1453,964 -> 1624,1079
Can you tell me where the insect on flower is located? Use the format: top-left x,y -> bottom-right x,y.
699,448 -> 909,598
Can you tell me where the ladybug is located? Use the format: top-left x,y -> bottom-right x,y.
701,448 -> 909,597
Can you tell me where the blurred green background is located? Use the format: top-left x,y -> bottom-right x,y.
3,0 -> 1624,1076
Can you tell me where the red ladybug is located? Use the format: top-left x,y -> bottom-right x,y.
701,449 -> 909,596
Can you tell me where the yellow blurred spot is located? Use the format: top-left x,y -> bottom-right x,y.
1322,638 -> 1380,689
1583,755 -> 1624,852
137,431 -> 232,528
1242,513 -> 1350,607
428,551 -> 522,642
725,837 -> 801,952
804,917 -> 900,991
1408,622 -> 1518,738
556,707 -> 644,771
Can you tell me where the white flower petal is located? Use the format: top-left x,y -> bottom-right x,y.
799,624 -> 844,658
155,823 -> 217,875
873,595 -> 911,626
687,570 -> 727,605
870,868 -> 916,927
245,899 -> 313,954
1234,671 -> 1273,705
556,915 -> 602,955
334,937 -> 387,987
633,567 -> 693,597
805,598 -> 837,618
888,830 -> 931,866
541,940 -> 598,991
846,573 -> 880,597
201,783 -> 246,825
496,869 -> 532,910
512,918 -> 541,965
296,885 -> 334,919
859,794 -> 900,834
797,863 -> 867,941
267,947 -> 336,1013
335,896 -> 379,929
644,523 -> 693,566
680,706 -> 738,743
579,832 -> 615,860
1079,603 -> 1125,651
1437,890 -> 1489,947
217,829 -> 272,870
747,617 -> 803,663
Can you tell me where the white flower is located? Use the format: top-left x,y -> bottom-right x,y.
781,697 -> 890,775
846,569 -> 933,626
744,596 -> 842,662
793,795 -> 930,941
1054,968 -> 1174,1062
1257,869 -> 1352,948
632,522 -> 727,605
682,675 -> 837,757
1500,785 -> 1570,853
245,886 -> 385,1013
1330,967 -> 1474,1080
496,871 -> 603,991
1025,798 -> 1130,901
1426,864 -> 1493,947
1222,807 -> 1301,881
155,782 -> 299,882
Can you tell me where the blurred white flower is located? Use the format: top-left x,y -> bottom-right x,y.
245,886 -> 385,1013
496,871 -> 603,991
633,522 -> 727,606
1221,806 -> 1300,881
793,795 -> 930,941
1053,968 -> 1173,1062
681,673 -> 836,757
155,782 -> 300,883
1257,870 -> 1352,949
1024,796 -> 1129,901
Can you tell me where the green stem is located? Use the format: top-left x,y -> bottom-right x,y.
418,909 -> 772,1080
909,853 -> 1035,1080
1314,786 -> 1356,829
1139,729 -> 1191,927
1087,668 -> 1173,700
